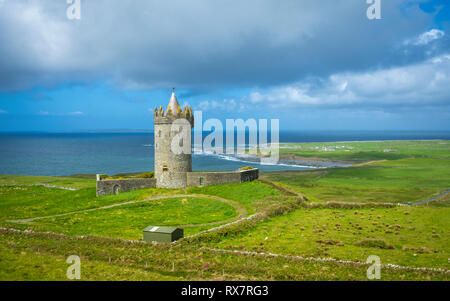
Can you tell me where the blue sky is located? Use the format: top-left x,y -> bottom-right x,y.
0,0 -> 449,132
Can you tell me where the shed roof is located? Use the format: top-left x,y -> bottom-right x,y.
143,225 -> 180,234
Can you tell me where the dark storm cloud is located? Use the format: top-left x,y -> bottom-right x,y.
0,0 -> 442,91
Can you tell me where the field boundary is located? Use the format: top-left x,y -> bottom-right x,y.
204,247 -> 450,275
1,227 -> 448,275
303,201 -> 397,209
258,178 -> 307,200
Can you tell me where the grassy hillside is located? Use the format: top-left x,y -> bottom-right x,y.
210,206 -> 449,269
13,197 -> 238,238
1,230 -> 446,281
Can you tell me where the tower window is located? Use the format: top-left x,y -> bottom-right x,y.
158,130 -> 161,137
163,165 -> 169,172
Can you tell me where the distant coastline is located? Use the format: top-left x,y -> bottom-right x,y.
0,132 -> 448,176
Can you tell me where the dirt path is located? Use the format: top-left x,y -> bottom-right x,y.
5,194 -> 247,228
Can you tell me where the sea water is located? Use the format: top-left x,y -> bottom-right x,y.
0,131 -> 448,176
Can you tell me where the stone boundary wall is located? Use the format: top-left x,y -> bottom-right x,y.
239,168 -> 259,183
96,178 -> 156,197
186,168 -> 258,187
96,169 -> 258,196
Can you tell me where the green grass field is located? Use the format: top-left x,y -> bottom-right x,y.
187,181 -> 282,214
0,140 -> 449,280
1,230 -> 446,281
262,157 -> 450,203
279,140 -> 450,162
210,206 -> 449,269
19,197 -> 238,238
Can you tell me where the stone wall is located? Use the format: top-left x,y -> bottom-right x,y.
96,178 -> 156,197
96,169 -> 258,196
239,168 -> 259,182
186,168 -> 259,187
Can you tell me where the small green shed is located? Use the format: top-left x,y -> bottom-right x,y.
143,226 -> 184,243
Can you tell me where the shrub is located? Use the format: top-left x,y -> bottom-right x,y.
98,174 -> 108,180
238,166 -> 254,171
316,239 -> 344,246
402,246 -> 431,253
354,238 -> 394,249
136,172 -> 155,179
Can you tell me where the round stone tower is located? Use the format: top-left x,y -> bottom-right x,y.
154,91 -> 194,188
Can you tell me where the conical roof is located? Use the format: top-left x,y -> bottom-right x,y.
167,92 -> 181,115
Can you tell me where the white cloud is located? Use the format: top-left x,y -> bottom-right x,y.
246,54 -> 450,109
197,99 -> 238,112
404,29 -> 445,46
37,110 -> 83,116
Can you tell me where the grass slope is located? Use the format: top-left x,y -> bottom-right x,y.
1,230 -> 446,281
210,206 -> 450,269
0,186 -> 182,220
187,181 -> 282,214
262,158 -> 450,203
20,197 -> 238,238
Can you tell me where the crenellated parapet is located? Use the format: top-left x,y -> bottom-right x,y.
154,104 -> 194,127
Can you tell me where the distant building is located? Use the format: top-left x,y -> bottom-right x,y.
384,149 -> 392,153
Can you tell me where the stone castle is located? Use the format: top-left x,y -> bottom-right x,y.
96,91 -> 258,196
154,91 -> 194,188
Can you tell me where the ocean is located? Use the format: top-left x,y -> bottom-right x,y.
0,131 -> 449,176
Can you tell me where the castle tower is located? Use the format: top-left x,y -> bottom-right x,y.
154,91 -> 194,188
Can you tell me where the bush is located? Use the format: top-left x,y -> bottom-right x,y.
238,166 -> 254,171
316,239 -> 344,246
136,172 -> 155,179
354,238 -> 394,249
105,172 -> 155,180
